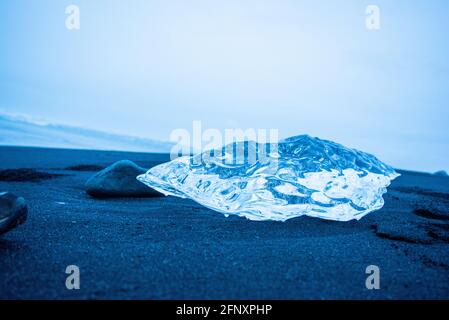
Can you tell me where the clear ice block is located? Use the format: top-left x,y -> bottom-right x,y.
137,135 -> 399,222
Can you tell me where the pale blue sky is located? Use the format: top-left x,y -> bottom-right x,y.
0,0 -> 448,171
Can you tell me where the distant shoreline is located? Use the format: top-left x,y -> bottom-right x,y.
0,145 -> 435,176
0,144 -> 171,157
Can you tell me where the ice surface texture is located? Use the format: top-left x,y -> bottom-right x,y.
137,135 -> 399,222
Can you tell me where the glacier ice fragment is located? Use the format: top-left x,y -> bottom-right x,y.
137,135 -> 399,222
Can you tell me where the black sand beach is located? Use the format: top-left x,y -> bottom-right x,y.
0,146 -> 448,299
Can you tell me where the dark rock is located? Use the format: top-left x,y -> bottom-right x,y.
0,168 -> 65,182
434,170 -> 448,177
85,160 -> 161,198
0,192 -> 28,235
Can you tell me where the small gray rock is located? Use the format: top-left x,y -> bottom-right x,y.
85,160 -> 161,198
434,170 -> 448,177
0,192 -> 28,235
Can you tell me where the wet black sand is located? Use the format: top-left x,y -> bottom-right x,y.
0,146 -> 448,299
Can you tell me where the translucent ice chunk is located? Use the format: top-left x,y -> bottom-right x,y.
137,135 -> 399,222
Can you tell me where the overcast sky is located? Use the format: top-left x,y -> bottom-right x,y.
0,0 -> 448,171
